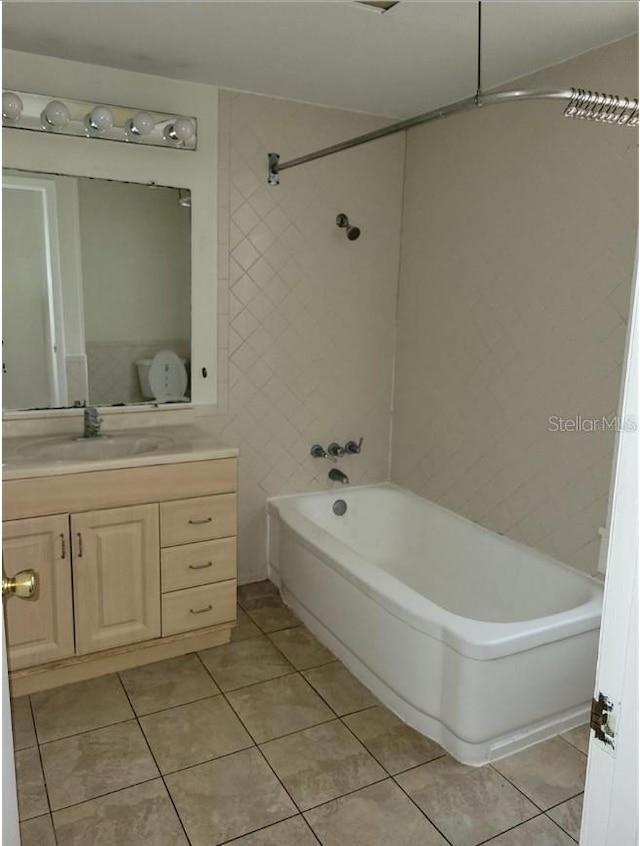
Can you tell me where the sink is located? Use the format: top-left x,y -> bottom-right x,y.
13,433 -> 173,462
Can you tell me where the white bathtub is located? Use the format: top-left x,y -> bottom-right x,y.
267,483 -> 602,765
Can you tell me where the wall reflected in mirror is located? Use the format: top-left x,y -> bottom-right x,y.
2,171 -> 191,411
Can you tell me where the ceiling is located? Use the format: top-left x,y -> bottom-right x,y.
3,1 -> 638,118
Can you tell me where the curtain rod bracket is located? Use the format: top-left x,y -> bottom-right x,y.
268,152 -> 280,186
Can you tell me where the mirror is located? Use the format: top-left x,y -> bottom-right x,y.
2,170 -> 191,411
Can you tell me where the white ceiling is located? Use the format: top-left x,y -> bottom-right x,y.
3,1 -> 638,118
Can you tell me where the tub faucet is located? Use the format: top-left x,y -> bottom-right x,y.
83,406 -> 102,438
329,468 -> 349,485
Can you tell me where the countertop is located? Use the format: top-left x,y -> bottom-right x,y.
2,426 -> 238,481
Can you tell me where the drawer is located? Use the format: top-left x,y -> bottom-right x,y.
161,537 -> 237,593
162,580 -> 236,637
160,494 -> 236,547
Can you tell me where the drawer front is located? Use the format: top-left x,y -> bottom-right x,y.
160,494 -> 237,547
161,537 -> 237,593
162,580 -> 236,637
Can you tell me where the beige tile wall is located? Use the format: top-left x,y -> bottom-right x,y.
391,37 -> 638,573
206,91 -> 405,582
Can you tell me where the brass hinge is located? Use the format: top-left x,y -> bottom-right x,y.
590,692 -> 616,749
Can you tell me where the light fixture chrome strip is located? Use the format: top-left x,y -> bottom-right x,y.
267,87 -> 637,184
2,90 -> 197,150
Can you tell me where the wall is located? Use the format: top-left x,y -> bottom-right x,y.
208,91 -> 405,582
391,37 -> 638,574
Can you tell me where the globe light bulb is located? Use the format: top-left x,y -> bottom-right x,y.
87,105 -> 114,132
165,117 -> 195,143
2,92 -> 23,122
41,100 -> 70,130
130,112 -> 155,136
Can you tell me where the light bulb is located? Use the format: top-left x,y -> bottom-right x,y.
130,112 -> 155,136
87,105 -> 113,132
41,100 -> 70,130
2,92 -> 23,122
165,116 -> 195,143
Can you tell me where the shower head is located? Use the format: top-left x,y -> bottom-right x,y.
336,213 -> 361,241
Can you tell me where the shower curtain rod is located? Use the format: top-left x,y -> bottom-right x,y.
267,87 -> 638,185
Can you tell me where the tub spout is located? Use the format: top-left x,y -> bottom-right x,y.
329,468 -> 349,485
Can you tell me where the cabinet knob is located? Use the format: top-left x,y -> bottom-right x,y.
2,569 -> 38,599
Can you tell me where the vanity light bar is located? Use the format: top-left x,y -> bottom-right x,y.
2,90 -> 197,150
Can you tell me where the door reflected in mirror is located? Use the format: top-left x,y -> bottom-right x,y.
2,171 -> 191,411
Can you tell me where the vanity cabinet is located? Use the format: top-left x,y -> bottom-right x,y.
2,515 -> 75,670
3,455 -> 238,695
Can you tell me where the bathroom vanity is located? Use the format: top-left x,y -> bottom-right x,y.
2,427 -> 238,696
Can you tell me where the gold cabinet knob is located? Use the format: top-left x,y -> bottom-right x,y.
2,569 -> 38,599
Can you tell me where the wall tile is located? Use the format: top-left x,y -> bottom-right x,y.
390,37 -> 637,573
207,90 -> 405,582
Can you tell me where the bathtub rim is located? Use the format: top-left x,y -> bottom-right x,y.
267,482 -> 603,661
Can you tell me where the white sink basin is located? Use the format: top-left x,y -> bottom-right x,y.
14,434 -> 173,462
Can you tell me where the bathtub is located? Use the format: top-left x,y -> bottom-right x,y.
267,483 -> 602,765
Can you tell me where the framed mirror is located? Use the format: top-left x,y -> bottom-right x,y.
3,170 -> 191,411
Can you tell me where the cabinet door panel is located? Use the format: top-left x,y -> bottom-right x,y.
3,515 -> 74,670
72,504 -> 160,655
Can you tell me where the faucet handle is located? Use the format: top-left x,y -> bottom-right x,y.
310,444 -> 328,459
327,442 -> 345,459
345,437 -> 363,455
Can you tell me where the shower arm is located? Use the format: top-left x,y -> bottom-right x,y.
267,87 -> 638,185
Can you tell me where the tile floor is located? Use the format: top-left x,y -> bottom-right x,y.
13,580 -> 589,846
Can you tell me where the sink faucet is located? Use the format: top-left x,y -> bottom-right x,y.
83,406 -> 102,438
328,468 -> 349,485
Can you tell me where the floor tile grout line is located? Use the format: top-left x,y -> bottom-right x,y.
543,809 -> 581,844
26,696 -> 57,828
116,673 -> 194,846
557,731 -> 589,757
45,775 -> 162,816
300,773 -> 392,814
206,647 -> 393,841
18,694 -> 58,846
265,630 -> 338,673
489,760 -> 586,817
387,775 -> 456,846
338,711 -> 448,778
487,762 -> 548,813
212,681 -> 316,841
216,814 -> 323,846
36,715 -> 139,748
334,713 -> 456,844
473,811 -> 546,846
544,789 -> 585,813
195,649 -> 347,745
126,689 -> 224,720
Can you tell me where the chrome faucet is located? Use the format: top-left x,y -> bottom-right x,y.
328,468 -> 349,485
83,406 -> 102,438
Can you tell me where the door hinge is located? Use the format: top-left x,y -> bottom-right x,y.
590,692 -> 616,749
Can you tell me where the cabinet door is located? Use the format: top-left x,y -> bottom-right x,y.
3,515 -> 74,670
72,504 -> 160,655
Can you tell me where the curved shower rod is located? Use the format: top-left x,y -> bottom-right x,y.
267,87 -> 638,185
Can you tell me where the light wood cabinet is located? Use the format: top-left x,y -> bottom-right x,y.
2,514 -> 75,670
71,505 -> 160,655
3,457 -> 238,695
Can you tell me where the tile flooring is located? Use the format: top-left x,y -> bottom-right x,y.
13,580 -> 588,846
